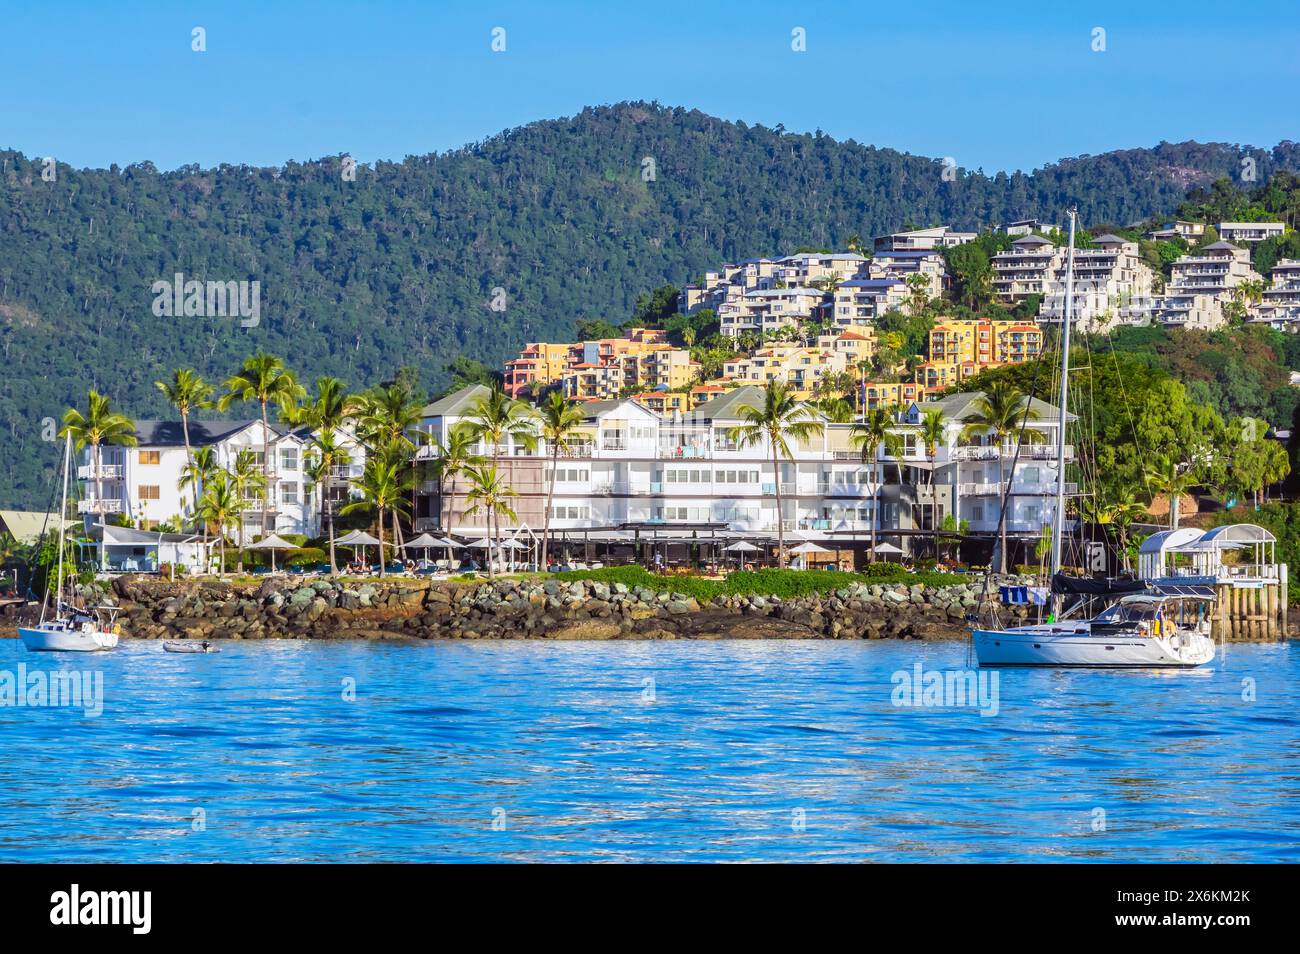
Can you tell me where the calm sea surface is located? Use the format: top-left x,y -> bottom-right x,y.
1,637 -> 1296,863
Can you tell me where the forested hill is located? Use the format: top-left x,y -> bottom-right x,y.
2,101 -> 1299,507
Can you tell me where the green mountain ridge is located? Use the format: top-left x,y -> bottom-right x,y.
3,100 -> 1298,508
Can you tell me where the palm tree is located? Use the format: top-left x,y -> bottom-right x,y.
920,408 -> 947,558
154,368 -> 213,517
197,471 -> 243,577
905,272 -> 931,316
179,446 -> 220,560
60,390 -> 138,522
218,353 -> 305,537
340,455 -> 411,578
1147,456 -> 1198,530
1082,492 -> 1149,573
228,450 -> 267,569
303,432 -> 351,573
728,381 -> 825,567
536,391 -> 585,568
427,428 -> 481,563
463,463 -> 519,578
851,406 -> 893,561
463,386 -> 538,458
351,379 -> 426,554
960,381 -> 1042,573
289,377 -> 355,573
814,395 -> 854,423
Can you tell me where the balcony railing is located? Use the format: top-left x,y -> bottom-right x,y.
78,463 -> 123,480
77,498 -> 123,514
951,444 -> 1070,461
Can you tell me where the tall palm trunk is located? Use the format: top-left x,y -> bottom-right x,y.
998,433 -> 1009,575
541,446 -> 558,568
259,399 -> 271,537
180,412 -> 196,521
771,438 -> 785,568
868,450 -> 879,562
377,506 -> 386,578
486,504 -> 496,578
328,501 -> 338,575
444,475 -> 457,566
93,440 -> 103,523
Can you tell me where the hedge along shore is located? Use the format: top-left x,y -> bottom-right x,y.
11,573 -> 1046,642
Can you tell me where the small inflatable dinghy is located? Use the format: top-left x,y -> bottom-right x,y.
162,641 -> 220,654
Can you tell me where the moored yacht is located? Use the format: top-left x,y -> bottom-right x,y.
973,591 -> 1216,668
969,209 -> 1215,669
17,432 -> 121,653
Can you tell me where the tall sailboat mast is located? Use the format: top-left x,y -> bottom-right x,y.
44,431 -> 72,624
1049,208 -> 1077,578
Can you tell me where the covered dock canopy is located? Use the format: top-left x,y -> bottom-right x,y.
1138,524 -> 1277,582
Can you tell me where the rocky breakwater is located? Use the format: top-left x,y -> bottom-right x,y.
106,574 -> 1032,641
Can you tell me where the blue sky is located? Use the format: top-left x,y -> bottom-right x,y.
3,0 -> 1297,173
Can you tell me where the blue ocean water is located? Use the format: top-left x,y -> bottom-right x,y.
0,637 -> 1296,863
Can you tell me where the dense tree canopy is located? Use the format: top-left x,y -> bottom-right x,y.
3,101 -> 1298,506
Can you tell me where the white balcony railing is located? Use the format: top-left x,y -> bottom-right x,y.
77,498 -> 123,514
78,463 -> 124,480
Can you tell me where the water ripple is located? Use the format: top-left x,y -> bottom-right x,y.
0,638 -> 1296,862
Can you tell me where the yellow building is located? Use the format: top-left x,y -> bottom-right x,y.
928,319 -> 1043,368
722,345 -> 849,399
862,381 -> 925,409
504,342 -> 572,397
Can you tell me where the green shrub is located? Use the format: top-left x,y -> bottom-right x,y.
556,565 -> 967,601
285,547 -> 327,567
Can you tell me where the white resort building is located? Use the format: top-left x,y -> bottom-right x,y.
1248,259 -> 1300,329
412,384 -> 1073,563
1149,241 -> 1263,330
992,233 -> 1156,332
76,420 -> 365,540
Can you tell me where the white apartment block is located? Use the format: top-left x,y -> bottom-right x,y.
830,278 -> 908,328
78,420 -> 365,539
991,234 -> 1059,299
1003,218 -> 1059,237
1248,259 -> 1300,329
1147,220 -> 1205,243
413,384 -> 1071,561
1216,222 -> 1285,244
1150,241 -> 1263,330
717,286 -> 827,337
874,226 -> 977,252
868,249 -> 947,298
1036,234 -> 1157,331
773,252 -> 869,286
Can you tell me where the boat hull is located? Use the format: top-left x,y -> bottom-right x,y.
18,625 -> 120,653
972,626 -> 1214,668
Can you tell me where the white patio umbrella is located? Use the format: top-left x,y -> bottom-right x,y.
790,540 -> 831,569
871,542 -> 904,563
724,539 -> 761,570
245,533 -> 297,572
335,529 -> 382,568
404,532 -> 443,563
790,541 -> 831,554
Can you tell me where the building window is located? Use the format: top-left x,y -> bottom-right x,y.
138,485 -> 161,500
281,482 -> 299,505
280,447 -> 298,471
138,450 -> 160,465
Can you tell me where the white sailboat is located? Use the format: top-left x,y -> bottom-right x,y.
18,433 -> 121,653
971,209 -> 1215,668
